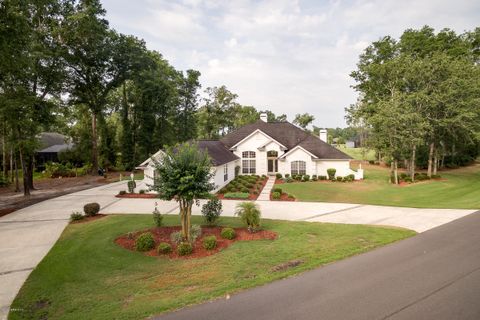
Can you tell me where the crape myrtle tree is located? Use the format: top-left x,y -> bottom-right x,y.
151,142 -> 214,242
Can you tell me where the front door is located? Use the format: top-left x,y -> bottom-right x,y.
267,159 -> 278,173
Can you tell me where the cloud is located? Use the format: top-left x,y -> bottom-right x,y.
102,0 -> 480,127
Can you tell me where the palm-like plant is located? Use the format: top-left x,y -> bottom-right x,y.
235,202 -> 261,232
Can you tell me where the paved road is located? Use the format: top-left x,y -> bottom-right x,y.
0,180 -> 475,319
156,212 -> 480,320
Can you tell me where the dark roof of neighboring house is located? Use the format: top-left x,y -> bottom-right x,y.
37,132 -> 69,149
197,140 -> 239,166
37,143 -> 74,153
220,120 -> 351,160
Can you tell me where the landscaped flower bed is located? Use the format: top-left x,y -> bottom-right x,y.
115,191 -> 156,198
274,172 -> 356,184
270,186 -> 295,201
217,175 -> 268,200
115,226 -> 277,259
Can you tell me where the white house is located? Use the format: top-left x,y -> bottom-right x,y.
138,114 -> 363,191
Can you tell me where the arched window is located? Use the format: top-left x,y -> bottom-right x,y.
267,150 -> 278,157
242,151 -> 256,174
291,161 -> 306,175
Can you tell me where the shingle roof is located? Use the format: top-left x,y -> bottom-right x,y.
220,120 -> 351,160
197,140 -> 240,166
37,143 -> 74,153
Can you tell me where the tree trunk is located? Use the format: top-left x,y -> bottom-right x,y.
393,159 -> 399,185
19,146 -> 30,196
2,130 -> 6,179
10,148 -> 14,183
427,142 -> 434,177
27,156 -> 34,190
14,151 -> 19,192
410,145 -> 416,181
433,151 -> 438,176
91,112 -> 98,174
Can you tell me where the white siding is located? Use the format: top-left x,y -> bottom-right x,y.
315,160 -> 352,177
211,160 -> 238,191
279,148 -> 316,176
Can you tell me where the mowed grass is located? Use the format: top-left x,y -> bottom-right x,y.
10,215 -> 414,320
281,162 -> 480,209
336,146 -> 376,161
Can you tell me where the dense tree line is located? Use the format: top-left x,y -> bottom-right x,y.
347,26 -> 480,183
0,0 -> 285,195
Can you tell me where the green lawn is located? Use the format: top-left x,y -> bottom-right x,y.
10,215 -> 414,320
281,163 -> 480,209
336,146 -> 376,161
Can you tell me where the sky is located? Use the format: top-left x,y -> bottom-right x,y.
101,0 -> 479,128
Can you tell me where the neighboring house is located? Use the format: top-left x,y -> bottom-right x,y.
345,140 -> 356,148
139,114 -> 363,191
36,132 -> 74,165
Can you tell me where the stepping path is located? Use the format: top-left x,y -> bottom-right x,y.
257,176 -> 275,201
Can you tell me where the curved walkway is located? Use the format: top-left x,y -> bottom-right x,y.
0,181 -> 476,319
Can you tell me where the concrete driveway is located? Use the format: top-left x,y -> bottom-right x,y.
0,180 -> 476,319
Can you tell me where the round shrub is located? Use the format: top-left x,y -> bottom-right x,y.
135,232 -> 155,252
285,173 -> 290,178
157,242 -> 172,254
275,173 -> 282,179
302,175 -> 310,182
118,190 -> 126,195
177,242 -> 193,256
240,187 -> 249,193
312,175 -> 318,181
272,187 -> 282,194
83,202 -> 100,216
221,227 -> 236,240
272,191 -> 281,200
139,189 -> 145,194
203,236 -> 217,250
336,176 -> 343,182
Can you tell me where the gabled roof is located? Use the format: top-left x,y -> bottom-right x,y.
138,141 -> 239,168
197,140 -> 239,166
220,120 -> 351,160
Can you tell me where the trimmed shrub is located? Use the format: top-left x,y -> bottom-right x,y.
285,173 -> 290,178
153,208 -> 163,227
319,175 -> 327,180
127,180 -> 136,193
288,193 -> 295,199
221,227 -> 236,240
312,175 -> 318,181
240,187 -> 249,193
177,242 -> 193,256
135,232 -> 155,252
368,160 -> 375,165
272,191 -> 281,200
285,177 -> 293,183
118,190 -> 127,195
327,168 -> 336,180
170,231 -> 183,244
157,242 -> 172,254
201,197 -> 222,225
302,175 -> 310,182
70,211 -> 84,222
261,174 -> 267,179
83,202 -> 100,217
203,236 -> 217,250
224,192 -> 250,199
347,174 -> 355,181
336,176 -> 343,182
275,173 -> 282,179
272,187 -> 282,194
139,189 -> 145,194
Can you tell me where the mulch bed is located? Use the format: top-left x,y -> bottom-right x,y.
115,226 -> 277,259
71,214 -> 107,224
270,192 -> 296,201
217,176 -> 268,201
115,193 -> 157,199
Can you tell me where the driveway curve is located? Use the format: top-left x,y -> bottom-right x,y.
0,180 -> 476,319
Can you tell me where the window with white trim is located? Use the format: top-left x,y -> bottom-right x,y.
291,161 -> 306,175
242,151 -> 256,174
223,164 -> 228,181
